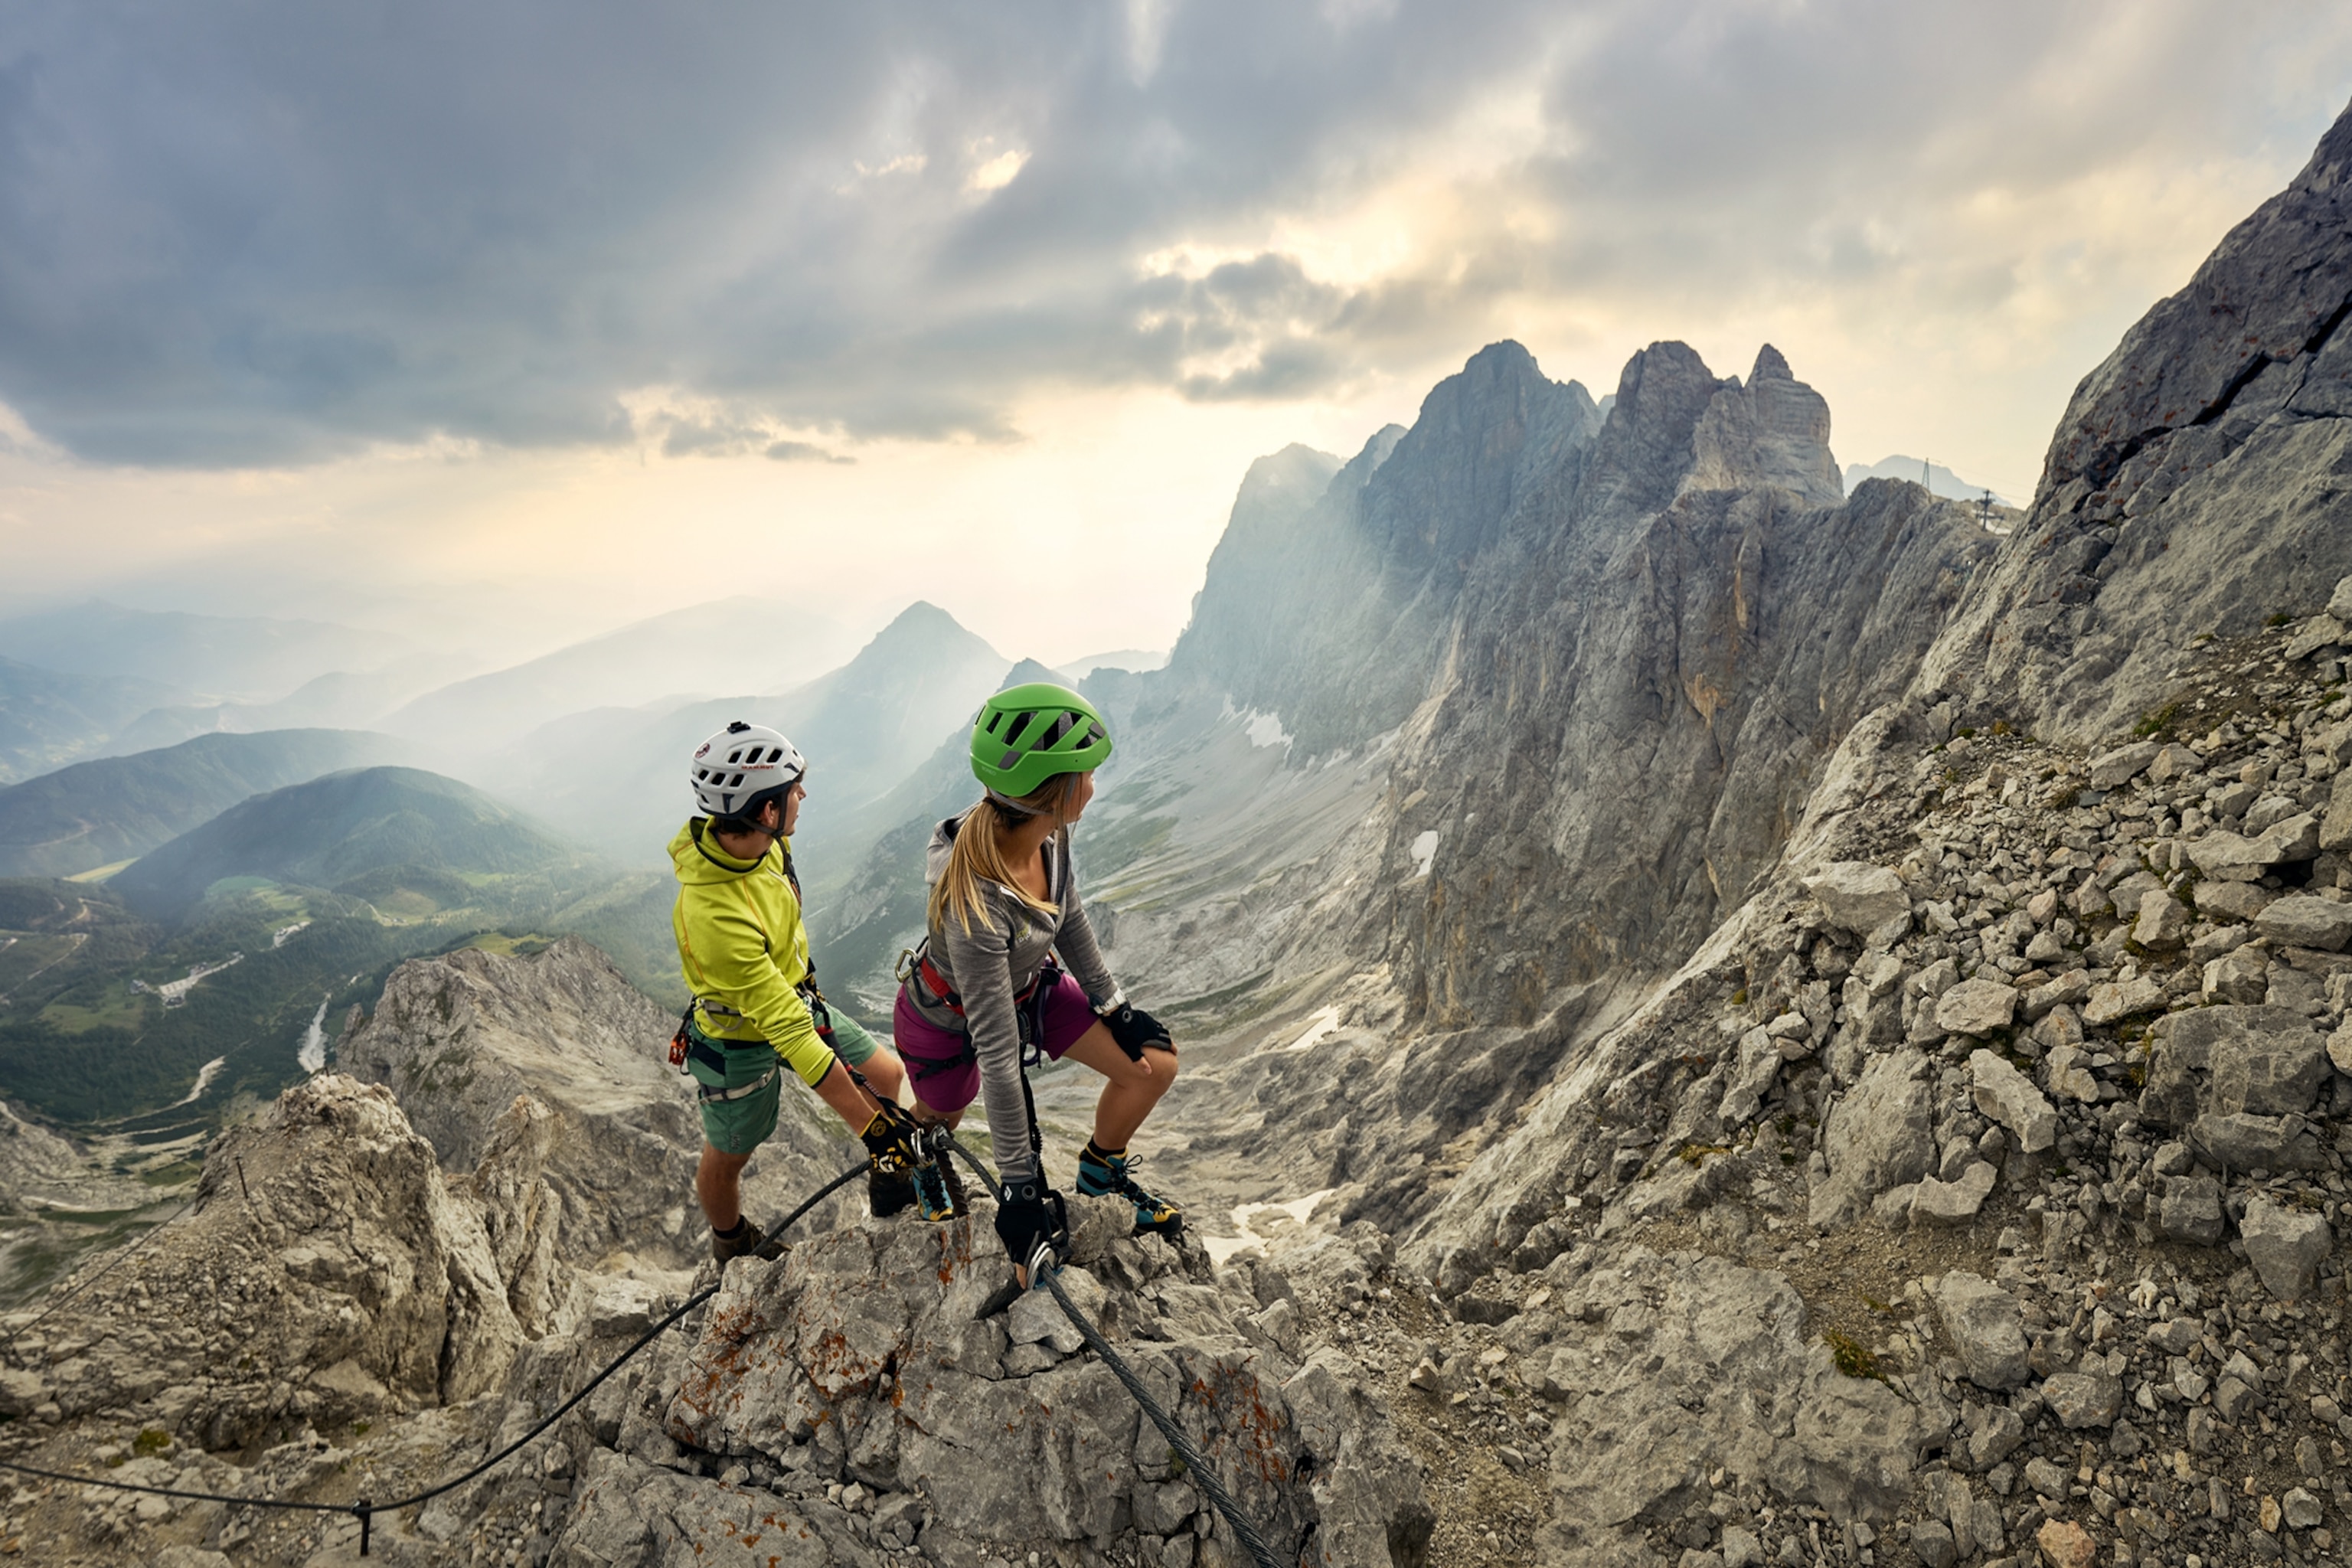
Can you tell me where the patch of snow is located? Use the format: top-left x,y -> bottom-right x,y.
175,1057 -> 227,1106
297,995 -> 332,1073
1242,710 -> 1292,750
1204,1188 -> 1340,1266
1407,829 -> 1439,878
1278,1005 -> 1342,1054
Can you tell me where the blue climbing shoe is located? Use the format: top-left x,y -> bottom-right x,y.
1076,1143 -> 1182,1238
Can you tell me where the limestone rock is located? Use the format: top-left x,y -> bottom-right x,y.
2042,1370 -> 2123,1429
2195,878 -> 2275,923
1718,1026 -> 1785,1127
1916,100 -> 2352,743
2286,614 -> 2347,661
1936,979 -> 2017,1037
1805,862 -> 1913,939
2204,948 -> 2270,1004
1910,1162 -> 1997,1228
652,1204 -> 1423,1567
2083,975 -> 2164,1026
2324,769 -> 2352,853
1932,1272 -> 2029,1390
2239,1196 -> 2331,1302
2330,1021 -> 2352,1076
1682,345 -> 1845,507
1810,1050 -> 1934,1227
2187,813 -> 2321,881
1531,1246 -> 1927,1557
2041,1045 -> 2101,1104
2037,1518 -> 2098,1568
2087,742 -> 2161,789
2140,1004 -> 2331,1125
2132,889 -> 2191,951
2158,1176 -> 2226,1245
1970,1050 -> 2056,1153
2254,893 -> 2352,952
0,1075 -> 524,1447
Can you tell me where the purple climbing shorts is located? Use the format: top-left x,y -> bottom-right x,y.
892,972 -> 1099,1115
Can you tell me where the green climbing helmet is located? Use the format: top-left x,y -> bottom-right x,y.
970,682 -> 1113,799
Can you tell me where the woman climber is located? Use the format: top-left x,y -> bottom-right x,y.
669,720 -> 928,1262
892,682 -> 1182,1279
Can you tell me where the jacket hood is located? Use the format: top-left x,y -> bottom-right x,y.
669,818 -> 786,887
924,817 -> 959,887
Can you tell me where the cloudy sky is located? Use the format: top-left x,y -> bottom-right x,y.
2,1 -> 2349,669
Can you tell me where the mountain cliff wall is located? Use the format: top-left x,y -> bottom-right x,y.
1922,102 -> 2352,743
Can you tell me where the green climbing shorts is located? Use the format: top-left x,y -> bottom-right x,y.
688,1010 -> 881,1155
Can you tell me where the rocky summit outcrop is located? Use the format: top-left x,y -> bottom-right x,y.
0,1011 -> 1429,1567
1923,97 -> 2352,743
537,1200 -> 1429,1568
341,936 -> 855,1269
0,1076 -> 536,1452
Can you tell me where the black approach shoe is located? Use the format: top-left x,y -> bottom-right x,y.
869,1165 -> 917,1219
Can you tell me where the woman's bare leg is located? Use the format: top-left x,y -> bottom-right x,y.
1060,1022 -> 1178,1150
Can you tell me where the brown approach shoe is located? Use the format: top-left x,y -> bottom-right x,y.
712,1218 -> 783,1263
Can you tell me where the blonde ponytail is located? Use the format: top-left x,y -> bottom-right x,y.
928,776 -> 1076,936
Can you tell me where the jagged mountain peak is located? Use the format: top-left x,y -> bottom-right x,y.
1751,341 -> 1795,383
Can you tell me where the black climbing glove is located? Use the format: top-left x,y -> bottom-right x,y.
1101,1002 -> 1172,1060
861,1099 -> 923,1178
993,1176 -> 1070,1282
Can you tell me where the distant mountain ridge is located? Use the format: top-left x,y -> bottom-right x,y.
0,601 -> 413,701
110,765 -> 581,922
0,728 -> 410,880
0,655 -> 188,784
506,600 -> 1009,867
1843,454 -> 2017,507
380,596 -> 856,754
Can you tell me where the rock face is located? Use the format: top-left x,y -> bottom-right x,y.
633,1203 -> 1427,1568
341,936 -> 850,1268
1810,1050 -> 1933,1227
2137,1005 -> 2332,1170
1921,99 -> 2352,742
0,1075 -> 533,1449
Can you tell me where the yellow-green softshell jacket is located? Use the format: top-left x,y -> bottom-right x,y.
668,818 -> 830,1087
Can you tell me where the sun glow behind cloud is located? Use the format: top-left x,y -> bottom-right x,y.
2,0 -> 2350,665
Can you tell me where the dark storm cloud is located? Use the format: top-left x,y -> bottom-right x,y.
0,0 -> 2341,466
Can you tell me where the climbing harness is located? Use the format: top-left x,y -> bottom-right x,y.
897,945 -> 1061,1073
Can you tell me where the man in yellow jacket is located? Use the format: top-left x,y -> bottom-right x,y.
671,720 -> 928,1263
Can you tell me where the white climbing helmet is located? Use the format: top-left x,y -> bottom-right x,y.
689,721 -> 807,817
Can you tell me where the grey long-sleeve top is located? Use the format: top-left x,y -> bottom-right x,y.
906,815 -> 1118,1182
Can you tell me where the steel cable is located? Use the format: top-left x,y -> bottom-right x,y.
938,1134 -> 1286,1568
2,1195 -> 201,1356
